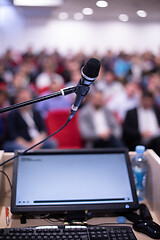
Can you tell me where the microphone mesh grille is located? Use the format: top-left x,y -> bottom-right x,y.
83,58 -> 101,78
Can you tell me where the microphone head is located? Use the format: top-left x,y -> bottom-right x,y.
83,58 -> 101,79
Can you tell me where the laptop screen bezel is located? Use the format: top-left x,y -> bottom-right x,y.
11,148 -> 139,214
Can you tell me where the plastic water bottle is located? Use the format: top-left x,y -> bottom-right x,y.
131,145 -> 148,201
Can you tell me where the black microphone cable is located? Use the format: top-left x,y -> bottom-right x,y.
0,117 -> 70,168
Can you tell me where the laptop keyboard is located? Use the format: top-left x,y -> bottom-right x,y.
0,225 -> 137,240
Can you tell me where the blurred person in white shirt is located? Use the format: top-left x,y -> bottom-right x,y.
36,75 -> 71,119
36,57 -> 63,93
95,69 -> 124,104
107,82 -> 141,123
79,88 -> 123,148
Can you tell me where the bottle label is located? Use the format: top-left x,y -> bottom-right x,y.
133,169 -> 147,190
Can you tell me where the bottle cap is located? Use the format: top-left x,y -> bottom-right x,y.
135,145 -> 145,154
117,216 -> 127,224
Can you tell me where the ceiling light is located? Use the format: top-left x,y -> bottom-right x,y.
74,12 -> 84,21
96,0 -> 108,8
119,14 -> 129,22
13,0 -> 63,7
58,12 -> 68,20
82,8 -> 93,15
136,10 -> 147,18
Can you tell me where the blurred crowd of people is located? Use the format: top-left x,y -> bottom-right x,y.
0,48 -> 160,155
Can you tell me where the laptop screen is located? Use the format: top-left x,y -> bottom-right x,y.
11,149 -> 139,214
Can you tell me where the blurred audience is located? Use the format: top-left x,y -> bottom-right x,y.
79,88 -> 123,148
3,88 -> 56,152
0,48 -> 160,152
123,90 -> 160,155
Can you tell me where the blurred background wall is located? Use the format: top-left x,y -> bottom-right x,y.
0,0 -> 160,55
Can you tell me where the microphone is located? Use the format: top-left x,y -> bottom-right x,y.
69,57 -> 101,119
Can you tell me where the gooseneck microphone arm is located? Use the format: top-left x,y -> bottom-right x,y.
0,86 -> 76,114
